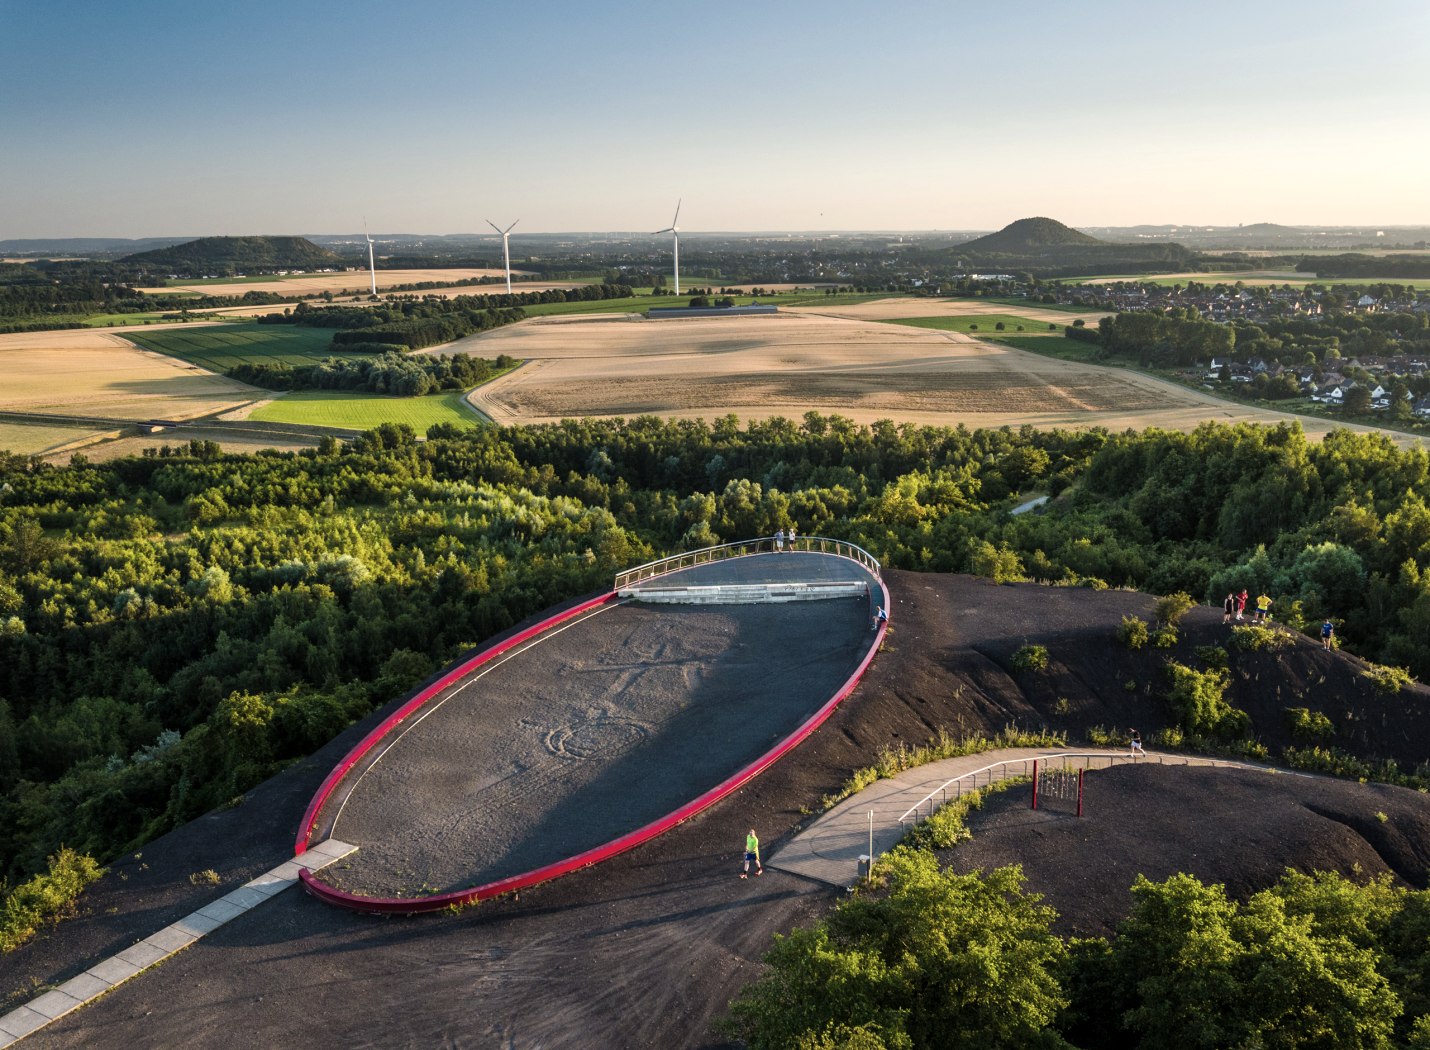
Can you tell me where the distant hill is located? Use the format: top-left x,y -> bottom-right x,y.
941,216 -> 1193,276
122,236 -> 343,276
953,217 -> 1104,253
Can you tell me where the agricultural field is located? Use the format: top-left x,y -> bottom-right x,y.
247,390 -> 481,431
460,308 -> 1425,449
0,325 -> 256,426
124,323 -> 353,372
887,314 -> 1063,335
147,268 -> 515,297
786,296 -> 1111,326
0,420 -> 121,457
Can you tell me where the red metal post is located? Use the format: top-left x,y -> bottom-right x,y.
1031,759 -> 1039,810
1077,768 -> 1084,818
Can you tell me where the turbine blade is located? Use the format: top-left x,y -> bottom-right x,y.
505,220 -> 519,234
486,220 -> 503,235
672,199 -> 681,226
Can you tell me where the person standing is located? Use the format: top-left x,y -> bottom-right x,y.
1130,728 -> 1145,757
741,829 -> 762,878
787,523 -> 797,549
1222,591 -> 1236,624
1236,589 -> 1248,621
1321,619 -> 1335,650
774,527 -> 785,553
1255,592 -> 1272,623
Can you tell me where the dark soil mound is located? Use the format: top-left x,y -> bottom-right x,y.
7,571 -> 1430,1048
946,763 -> 1430,938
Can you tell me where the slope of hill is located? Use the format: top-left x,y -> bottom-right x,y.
6,572 -> 1429,1048
953,216 -> 1104,253
943,216 -> 1195,275
120,236 -> 343,276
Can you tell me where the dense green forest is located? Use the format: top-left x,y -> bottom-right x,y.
725,848 -> 1430,1049
1,417 -> 1428,890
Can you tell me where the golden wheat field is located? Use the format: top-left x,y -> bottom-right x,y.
456,310 -> 1425,447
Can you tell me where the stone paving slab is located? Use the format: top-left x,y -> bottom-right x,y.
767,749 -> 1247,887
0,839 -> 356,1045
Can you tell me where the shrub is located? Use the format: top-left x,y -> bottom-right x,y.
1153,591 -> 1196,626
1285,706 -> 1335,743
1165,662 -> 1247,738
1117,615 -> 1149,649
968,539 -> 1026,583
1194,644 -> 1230,669
1229,624 -> 1289,652
1011,644 -> 1050,673
1361,663 -> 1416,695
904,777 -> 1027,850
188,869 -> 221,886
1,848 -> 105,953
1151,624 -> 1179,649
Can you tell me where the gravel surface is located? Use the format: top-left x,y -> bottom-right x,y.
320,594 -> 873,897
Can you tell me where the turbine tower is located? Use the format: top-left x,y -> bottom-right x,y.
364,221 -> 377,297
487,219 -> 519,294
653,200 -> 681,296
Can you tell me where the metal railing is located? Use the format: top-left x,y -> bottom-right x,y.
897,751 -> 1254,825
614,536 -> 881,592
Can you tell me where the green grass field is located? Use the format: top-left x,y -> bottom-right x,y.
124,323 -> 361,372
980,296 -> 1103,314
248,390 -> 481,431
887,314 -> 1063,334
986,333 -> 1112,364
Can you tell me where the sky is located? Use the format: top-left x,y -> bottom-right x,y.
2,0 -> 1428,238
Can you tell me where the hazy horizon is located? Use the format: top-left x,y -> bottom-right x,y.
3,0 -> 1427,239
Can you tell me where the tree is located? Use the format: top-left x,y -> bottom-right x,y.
724,851 -> 1069,1050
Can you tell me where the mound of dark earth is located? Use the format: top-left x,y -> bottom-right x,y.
5,571 -> 1429,1048
947,763 -> 1430,937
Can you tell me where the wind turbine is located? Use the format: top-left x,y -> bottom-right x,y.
487,219 -> 519,294
653,200 -> 681,296
363,220 -> 377,297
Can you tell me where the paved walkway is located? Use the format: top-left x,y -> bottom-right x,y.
0,839 -> 356,1048
767,748 -> 1250,887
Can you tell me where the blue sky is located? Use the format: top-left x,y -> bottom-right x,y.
2,0 -> 1427,236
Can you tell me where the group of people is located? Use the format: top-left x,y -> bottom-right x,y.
1221,588 -> 1273,624
1222,588 -> 1336,649
773,526 -> 797,552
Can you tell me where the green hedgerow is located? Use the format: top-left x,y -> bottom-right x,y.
1229,624 -> 1289,652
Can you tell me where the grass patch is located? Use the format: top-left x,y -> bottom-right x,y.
1361,663 -> 1417,695
249,389 -> 481,431
822,725 -> 1067,810
887,314 -> 1056,335
1,848 -> 105,953
125,322 -> 357,372
902,776 -> 1028,850
987,333 -> 1111,364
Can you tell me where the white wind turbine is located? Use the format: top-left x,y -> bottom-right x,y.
653,200 -> 681,296
487,219 -> 519,294
363,221 -> 377,297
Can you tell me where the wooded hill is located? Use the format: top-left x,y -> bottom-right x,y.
945,216 -> 1196,276
121,236 -> 343,276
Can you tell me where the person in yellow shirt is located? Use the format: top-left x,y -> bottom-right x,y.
1254,593 -> 1272,623
740,829 -> 762,878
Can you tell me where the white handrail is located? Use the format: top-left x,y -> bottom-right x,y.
895,751 -> 1265,825
614,535 -> 881,591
